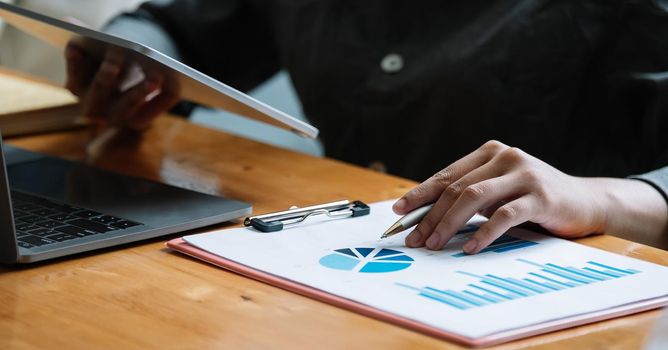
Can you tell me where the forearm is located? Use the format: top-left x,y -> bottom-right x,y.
587,177 -> 668,243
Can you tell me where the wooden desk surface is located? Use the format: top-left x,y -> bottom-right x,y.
1,116 -> 667,350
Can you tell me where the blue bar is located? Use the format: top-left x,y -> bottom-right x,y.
524,278 -> 562,291
489,236 -> 520,246
463,290 -> 499,303
506,277 -> 547,294
583,267 -> 622,278
446,290 -> 486,306
486,275 -> 539,295
542,268 -> 590,284
587,261 -> 637,275
485,239 -> 526,251
570,266 -> 610,281
546,264 -> 599,283
452,237 -> 531,257
483,294 -> 503,302
563,266 -> 608,281
494,241 -> 538,252
627,269 -> 641,274
481,279 -> 529,297
474,241 -> 524,255
457,271 -> 486,279
469,284 -> 514,300
529,272 -> 577,288
516,258 -> 545,268
520,259 -> 588,283
395,283 -> 425,293
491,235 -> 520,244
425,287 -> 484,307
419,292 -> 469,310
519,259 -> 594,283
603,269 -> 627,277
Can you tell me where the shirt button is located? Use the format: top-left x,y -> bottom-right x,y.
368,161 -> 388,173
380,53 -> 404,74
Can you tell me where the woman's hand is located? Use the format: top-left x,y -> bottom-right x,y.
64,39 -> 179,131
393,140 -> 668,253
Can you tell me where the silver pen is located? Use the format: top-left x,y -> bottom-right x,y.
381,203 -> 434,239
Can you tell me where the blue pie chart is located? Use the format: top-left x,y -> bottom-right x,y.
319,247 -> 414,273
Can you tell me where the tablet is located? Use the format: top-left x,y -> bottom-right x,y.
0,2 -> 318,138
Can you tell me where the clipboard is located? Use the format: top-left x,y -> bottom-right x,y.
166,237 -> 668,347
166,201 -> 668,347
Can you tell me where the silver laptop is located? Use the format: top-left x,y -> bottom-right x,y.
0,133 -> 252,263
0,4 -> 319,263
0,2 -> 319,138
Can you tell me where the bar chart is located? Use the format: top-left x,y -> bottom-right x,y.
452,234 -> 538,258
396,259 -> 641,310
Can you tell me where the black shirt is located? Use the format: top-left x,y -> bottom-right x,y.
115,0 -> 668,182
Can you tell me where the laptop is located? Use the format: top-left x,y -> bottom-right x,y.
0,2 -> 319,139
0,4 -> 319,263
0,133 -> 252,263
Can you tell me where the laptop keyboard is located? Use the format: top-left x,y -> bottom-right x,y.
11,191 -> 144,249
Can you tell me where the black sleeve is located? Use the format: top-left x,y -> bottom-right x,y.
117,0 -> 281,92
606,0 -> 668,171
611,0 -> 668,204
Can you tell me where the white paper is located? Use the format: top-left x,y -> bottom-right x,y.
184,200 -> 668,339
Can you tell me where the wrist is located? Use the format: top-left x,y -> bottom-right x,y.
584,177 -> 668,239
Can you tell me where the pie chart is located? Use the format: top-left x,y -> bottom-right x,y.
319,247 -> 414,273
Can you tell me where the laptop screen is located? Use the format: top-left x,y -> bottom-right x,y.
0,133 -> 19,264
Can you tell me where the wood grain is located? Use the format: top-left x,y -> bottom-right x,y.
0,116 -> 666,350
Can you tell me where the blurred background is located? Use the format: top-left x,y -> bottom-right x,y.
0,0 -> 323,156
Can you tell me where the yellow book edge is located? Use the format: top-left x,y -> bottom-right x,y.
0,67 -> 86,137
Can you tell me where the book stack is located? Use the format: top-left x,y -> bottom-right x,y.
0,68 -> 83,136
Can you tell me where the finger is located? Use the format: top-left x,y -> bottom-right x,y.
404,155 -> 509,248
479,201 -> 505,218
394,140 -> 509,214
106,78 -> 162,128
125,88 -> 180,131
82,49 -> 126,119
405,192 -> 451,248
425,174 -> 526,250
463,195 -> 536,254
64,43 -> 96,96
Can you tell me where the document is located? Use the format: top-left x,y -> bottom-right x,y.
179,200 -> 668,345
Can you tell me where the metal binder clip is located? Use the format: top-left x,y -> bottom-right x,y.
243,200 -> 370,232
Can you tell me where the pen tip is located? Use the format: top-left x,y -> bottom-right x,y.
380,222 -> 403,239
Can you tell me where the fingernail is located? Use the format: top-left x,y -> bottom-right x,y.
426,234 -> 440,249
393,198 -> 407,213
463,239 -> 478,254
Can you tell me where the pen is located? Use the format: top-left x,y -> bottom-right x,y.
381,203 -> 434,239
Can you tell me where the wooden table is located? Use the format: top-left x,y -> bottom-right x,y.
1,116 -> 667,349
